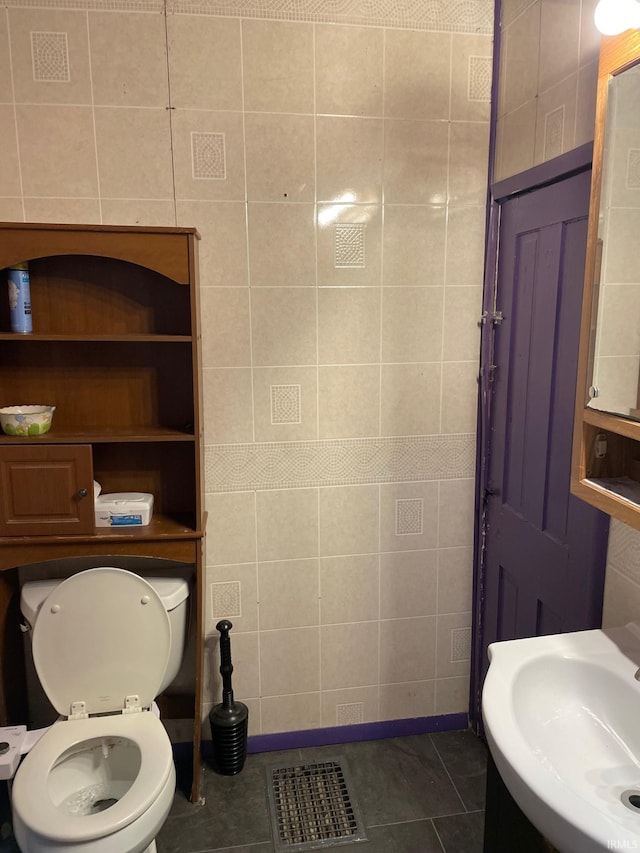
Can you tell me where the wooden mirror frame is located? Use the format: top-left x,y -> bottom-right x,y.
571,30 -> 640,528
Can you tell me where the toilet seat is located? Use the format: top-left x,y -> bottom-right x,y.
12,712 -> 173,843
31,567 -> 171,717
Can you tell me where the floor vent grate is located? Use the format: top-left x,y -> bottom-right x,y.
266,757 -> 367,852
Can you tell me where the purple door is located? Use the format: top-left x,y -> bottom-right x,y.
473,169 -> 609,719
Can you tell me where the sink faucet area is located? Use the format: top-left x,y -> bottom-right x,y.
482,623 -> 640,853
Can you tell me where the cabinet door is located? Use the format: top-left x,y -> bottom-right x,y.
0,445 -> 94,536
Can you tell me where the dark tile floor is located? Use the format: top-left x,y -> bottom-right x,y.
158,728 -> 488,853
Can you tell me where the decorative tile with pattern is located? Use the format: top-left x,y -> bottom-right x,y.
451,626 -> 471,662
31,31 -> 70,82
544,105 -> 564,161
396,498 -> 424,535
191,132 -> 226,180
336,702 -> 364,725
606,518 -> 640,587
468,56 -> 492,102
204,434 -> 476,491
627,148 -> 640,190
9,0 -> 163,9
271,385 -> 302,424
211,580 -> 242,618
335,223 -> 366,269
168,0 -> 493,33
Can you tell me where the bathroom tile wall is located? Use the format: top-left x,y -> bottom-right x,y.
495,0 -> 601,182
0,0 -> 492,735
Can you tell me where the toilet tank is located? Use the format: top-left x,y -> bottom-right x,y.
20,575 -> 190,696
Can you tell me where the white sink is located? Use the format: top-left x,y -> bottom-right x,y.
483,622 -> 640,853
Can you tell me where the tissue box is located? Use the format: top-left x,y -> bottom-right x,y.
94,492 -> 154,527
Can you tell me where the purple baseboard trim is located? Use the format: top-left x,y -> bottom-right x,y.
239,712 -> 469,755
491,141 -> 593,202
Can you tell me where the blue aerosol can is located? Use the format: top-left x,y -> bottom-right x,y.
7,262 -> 32,334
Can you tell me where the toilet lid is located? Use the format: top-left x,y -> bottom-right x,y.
32,568 -> 171,717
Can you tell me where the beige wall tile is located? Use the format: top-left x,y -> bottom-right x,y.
243,20 -> 313,114
320,686 -> 380,726
451,34 -> 493,122
438,547 -> 474,614
0,199 -> 25,221
383,119 -> 448,205
438,479 -> 475,548
0,106 -> 22,197
89,12 -> 168,107
248,203 -> 316,287
261,693 -> 321,733
103,199 -> 175,226
495,99 -> 537,181
315,24 -> 383,117
605,209 -> 640,284
245,113 -> 315,202
200,287 -> 251,368
380,481 -> 439,552
318,485 -> 380,557
95,107 -> 173,200
380,363 -> 441,436
0,14 -> 12,103
435,675 -> 469,714
384,30 -> 450,121
23,197 -> 101,223
205,630 -> 260,699
176,200 -> 248,287
380,616 -> 436,682
604,570 -> 640,628
595,285 -> 640,358
316,116 -> 383,204
206,562 -> 258,632
382,287 -> 444,363
442,287 -> 482,361
9,8 -> 91,105
501,3 -> 540,115
260,626 -> 320,695
253,366 -> 318,442
321,621 -> 379,689
538,0 -> 579,95
446,207 -> 486,288
379,550 -> 438,619
258,558 -> 319,629
379,680 -> 435,719
202,367 -> 253,444
436,612 -> 472,677
318,287 -> 381,365
383,205 -> 446,287
171,109 -> 246,202
449,122 -> 490,205
320,554 -> 379,624
205,491 -> 257,567
317,204 -> 382,287
318,365 -> 380,439
167,16 -> 242,111
251,288 -> 317,366
579,0 -> 601,67
17,105 -> 98,198
256,488 -> 319,562
440,362 -> 479,434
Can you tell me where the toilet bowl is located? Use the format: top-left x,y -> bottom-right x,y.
10,567 -> 189,853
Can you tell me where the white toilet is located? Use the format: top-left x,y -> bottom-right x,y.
10,566 -> 190,853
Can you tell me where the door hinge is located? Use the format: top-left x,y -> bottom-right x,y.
478,310 -> 504,327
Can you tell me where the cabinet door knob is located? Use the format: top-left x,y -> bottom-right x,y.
77,488 -> 88,499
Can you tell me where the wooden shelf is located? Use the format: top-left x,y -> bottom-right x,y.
0,427 -> 196,443
0,513 -> 202,546
0,334 -> 193,343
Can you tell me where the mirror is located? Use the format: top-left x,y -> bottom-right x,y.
588,58 -> 640,418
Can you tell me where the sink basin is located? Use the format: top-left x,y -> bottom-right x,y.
483,622 -> 640,853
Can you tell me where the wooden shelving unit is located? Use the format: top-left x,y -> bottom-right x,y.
0,222 -> 205,803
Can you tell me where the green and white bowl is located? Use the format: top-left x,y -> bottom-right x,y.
0,405 -> 56,436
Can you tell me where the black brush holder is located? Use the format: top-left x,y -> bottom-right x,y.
209,619 -> 248,775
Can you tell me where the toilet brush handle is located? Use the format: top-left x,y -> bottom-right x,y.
216,620 -> 234,708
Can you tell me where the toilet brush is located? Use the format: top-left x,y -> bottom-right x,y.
209,620 -> 248,775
